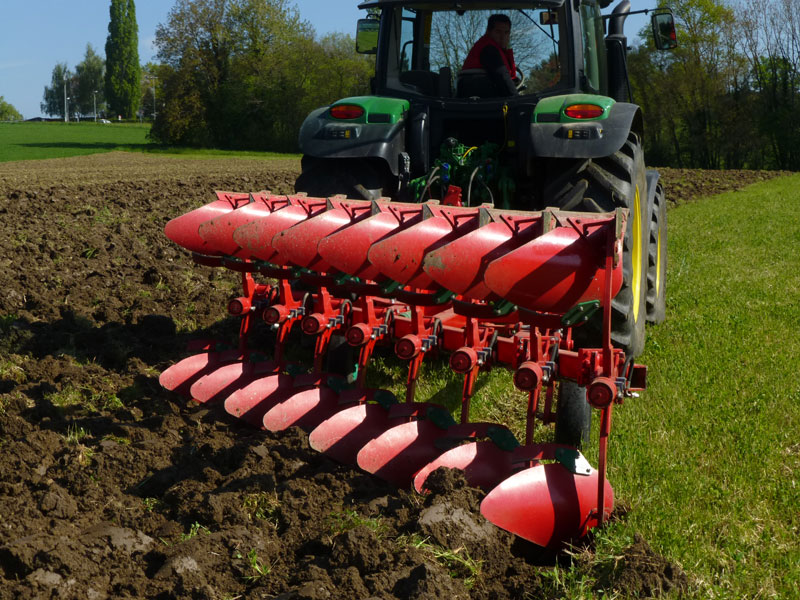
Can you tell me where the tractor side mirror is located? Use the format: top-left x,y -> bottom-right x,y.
356,19 -> 380,54
540,10 -> 558,25
651,10 -> 678,50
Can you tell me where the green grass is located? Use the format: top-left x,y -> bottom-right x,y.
0,121 -> 299,162
582,175 -> 800,598
180,521 -> 210,541
398,533 -> 484,589
241,492 -> 280,525
64,423 -> 90,445
328,508 -> 388,538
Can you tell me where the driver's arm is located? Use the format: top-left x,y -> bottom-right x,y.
480,46 -> 518,96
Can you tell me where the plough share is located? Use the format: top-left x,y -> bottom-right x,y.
160,190 -> 646,549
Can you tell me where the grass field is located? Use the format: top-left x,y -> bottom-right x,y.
602,175 -> 800,598
0,121 -> 298,162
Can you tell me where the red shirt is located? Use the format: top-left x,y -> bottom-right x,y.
462,34 -> 517,79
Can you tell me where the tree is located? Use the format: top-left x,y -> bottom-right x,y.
628,0 -> 755,168
105,0 -> 141,118
151,0 -> 371,151
0,97 -> 23,121
738,0 -> 800,169
75,44 -> 105,117
41,63 -> 75,118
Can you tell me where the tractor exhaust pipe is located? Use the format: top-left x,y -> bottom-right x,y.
608,0 -> 631,37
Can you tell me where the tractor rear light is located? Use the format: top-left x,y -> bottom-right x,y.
564,104 -> 605,119
450,347 -> 478,373
302,314 -> 326,335
513,361 -> 543,392
228,297 -> 250,316
346,323 -> 370,346
330,104 -> 365,120
395,335 -> 422,360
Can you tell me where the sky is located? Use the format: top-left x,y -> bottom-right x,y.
0,1 -> 655,120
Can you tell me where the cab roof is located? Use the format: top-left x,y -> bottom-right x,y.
357,0 -> 565,9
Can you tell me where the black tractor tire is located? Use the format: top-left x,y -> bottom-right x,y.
646,179 -> 667,324
554,380 -> 591,449
543,133 -> 649,358
295,157 -> 392,201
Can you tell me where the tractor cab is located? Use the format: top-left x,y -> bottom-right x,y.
360,2 -> 575,101
355,1 -> 591,151
297,0 -> 674,207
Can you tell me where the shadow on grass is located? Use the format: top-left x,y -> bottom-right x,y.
18,141 -> 170,153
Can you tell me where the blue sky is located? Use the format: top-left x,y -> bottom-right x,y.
0,1 -> 655,119
0,1 -> 364,119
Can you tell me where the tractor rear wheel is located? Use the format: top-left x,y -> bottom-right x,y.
554,380 -> 591,449
543,133 -> 648,357
646,179 -> 667,324
295,157 -> 392,201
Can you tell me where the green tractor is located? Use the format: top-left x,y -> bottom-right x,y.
295,0 -> 674,443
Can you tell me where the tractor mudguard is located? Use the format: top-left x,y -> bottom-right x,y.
645,169 -> 661,208
529,102 -> 643,159
299,107 -> 406,176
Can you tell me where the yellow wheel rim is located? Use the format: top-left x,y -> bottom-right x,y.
655,225 -> 662,299
632,185 -> 643,321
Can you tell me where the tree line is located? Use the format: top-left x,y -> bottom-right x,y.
149,0 -> 373,152
37,0 -> 798,170
629,0 -> 800,170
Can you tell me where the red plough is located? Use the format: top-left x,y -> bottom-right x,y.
161,193 -> 645,549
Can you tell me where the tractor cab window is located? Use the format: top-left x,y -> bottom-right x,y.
383,4 -> 567,98
399,9 -> 416,73
579,0 -> 607,93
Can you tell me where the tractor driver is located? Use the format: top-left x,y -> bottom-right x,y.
458,14 -> 519,97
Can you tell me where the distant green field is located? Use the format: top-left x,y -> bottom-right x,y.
0,122 -> 299,162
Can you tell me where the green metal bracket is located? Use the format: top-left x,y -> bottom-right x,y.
491,299 -> 518,316
380,279 -> 403,294
334,272 -> 361,286
433,288 -> 456,304
286,364 -> 307,377
347,364 -> 359,385
562,300 -> 601,327
292,267 -> 316,278
326,376 -> 351,393
487,426 -> 520,451
247,352 -> 269,363
554,447 -> 593,476
374,389 -> 397,410
427,406 -> 458,430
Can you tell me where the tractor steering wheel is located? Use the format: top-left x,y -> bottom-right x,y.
515,66 -> 526,91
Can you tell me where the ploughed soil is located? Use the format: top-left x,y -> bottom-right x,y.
0,152 -> 781,599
